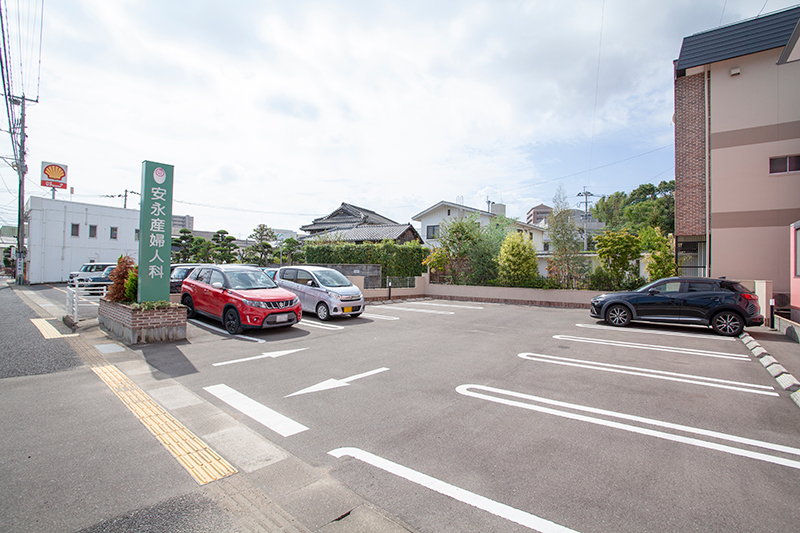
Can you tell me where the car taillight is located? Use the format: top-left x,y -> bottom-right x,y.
742,293 -> 758,301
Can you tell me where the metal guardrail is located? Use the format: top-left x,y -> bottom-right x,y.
66,280 -> 110,323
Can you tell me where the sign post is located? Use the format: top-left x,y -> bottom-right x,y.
138,161 -> 174,303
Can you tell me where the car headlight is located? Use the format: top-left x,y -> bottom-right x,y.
242,299 -> 267,308
326,290 -> 342,300
291,297 -> 299,306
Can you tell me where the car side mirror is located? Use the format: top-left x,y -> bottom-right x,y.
307,280 -> 315,287
648,288 -> 660,295
211,282 -> 224,289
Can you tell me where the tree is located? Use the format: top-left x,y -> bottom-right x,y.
591,180 -> 675,235
190,237 -> 214,263
547,185 -> 589,288
639,226 -> 679,281
497,232 -> 538,287
280,237 -> 303,265
171,228 -> 195,263
594,230 -> 642,289
211,230 -> 239,263
245,224 -> 276,266
466,215 -> 515,285
435,215 -> 482,284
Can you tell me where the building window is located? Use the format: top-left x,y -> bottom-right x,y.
71,223 -> 79,237
89,225 -> 97,238
543,242 -> 549,252
135,229 -> 140,241
426,225 -> 439,239
110,227 -> 118,240
769,155 -> 800,174
796,228 -> 800,277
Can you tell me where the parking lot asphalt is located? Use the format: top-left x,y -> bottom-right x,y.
1,280 -> 412,533
3,278 -> 800,533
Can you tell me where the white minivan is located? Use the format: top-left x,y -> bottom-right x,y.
276,266 -> 364,320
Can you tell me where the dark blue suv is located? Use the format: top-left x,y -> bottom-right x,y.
590,277 -> 764,336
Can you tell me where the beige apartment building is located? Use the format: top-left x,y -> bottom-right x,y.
674,6 -> 800,301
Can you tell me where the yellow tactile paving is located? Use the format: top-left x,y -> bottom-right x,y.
12,286 -> 236,485
88,363 -> 237,485
30,318 -> 79,339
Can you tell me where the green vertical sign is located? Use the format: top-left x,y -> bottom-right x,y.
138,161 -> 174,302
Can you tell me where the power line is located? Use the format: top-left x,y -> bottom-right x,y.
510,143 -> 673,192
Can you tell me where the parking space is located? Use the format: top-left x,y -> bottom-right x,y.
26,286 -> 800,532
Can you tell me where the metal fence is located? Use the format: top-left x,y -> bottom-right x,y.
66,280 -> 110,323
364,276 -> 416,289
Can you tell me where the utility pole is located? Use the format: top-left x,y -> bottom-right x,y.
15,96 -> 26,285
576,186 -> 598,251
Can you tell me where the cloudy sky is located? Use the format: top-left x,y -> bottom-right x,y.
1,0 -> 797,239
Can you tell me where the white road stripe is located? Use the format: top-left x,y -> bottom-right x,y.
575,323 -> 736,341
412,302 -> 484,309
361,313 -> 400,320
553,335 -> 750,360
329,447 -> 579,533
188,319 -> 266,343
518,353 -> 777,396
384,307 -> 455,315
457,385 -> 800,468
213,348 -> 308,366
204,384 -> 308,437
299,320 -> 345,330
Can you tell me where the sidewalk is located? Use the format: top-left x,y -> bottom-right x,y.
1,281 -> 414,533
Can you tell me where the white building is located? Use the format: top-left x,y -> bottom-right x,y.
25,197 -> 140,283
412,200 -> 546,250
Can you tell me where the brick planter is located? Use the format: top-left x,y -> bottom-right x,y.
98,300 -> 187,345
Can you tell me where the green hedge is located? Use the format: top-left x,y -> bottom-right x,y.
305,241 -> 429,277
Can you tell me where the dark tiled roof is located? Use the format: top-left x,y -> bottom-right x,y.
307,224 -> 421,243
300,202 -> 397,233
676,5 -> 800,70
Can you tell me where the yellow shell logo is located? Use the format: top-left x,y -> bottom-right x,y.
43,164 -> 66,181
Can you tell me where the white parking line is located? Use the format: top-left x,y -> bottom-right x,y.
553,335 -> 750,361
299,320 -> 345,330
329,447 -> 578,533
575,323 -> 736,341
204,384 -> 308,437
457,385 -> 800,469
188,319 -> 266,343
518,352 -> 778,396
361,313 -> 400,320
384,307 -> 455,315
412,302 -> 484,309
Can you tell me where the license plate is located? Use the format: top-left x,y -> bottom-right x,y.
275,314 -> 289,323
343,307 -> 352,313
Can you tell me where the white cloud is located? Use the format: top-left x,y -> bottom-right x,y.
1,0 -> 796,233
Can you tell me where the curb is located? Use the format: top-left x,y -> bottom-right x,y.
739,332 -> 800,409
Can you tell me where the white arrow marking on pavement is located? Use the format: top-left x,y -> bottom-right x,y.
213,348 -> 308,366
553,335 -> 749,360
329,447 -> 579,533
286,367 -> 389,397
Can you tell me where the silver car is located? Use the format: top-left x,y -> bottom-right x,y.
276,266 -> 364,320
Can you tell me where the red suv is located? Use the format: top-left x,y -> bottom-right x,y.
181,264 -> 301,334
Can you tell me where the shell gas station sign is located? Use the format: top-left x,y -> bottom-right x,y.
41,162 -> 68,189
